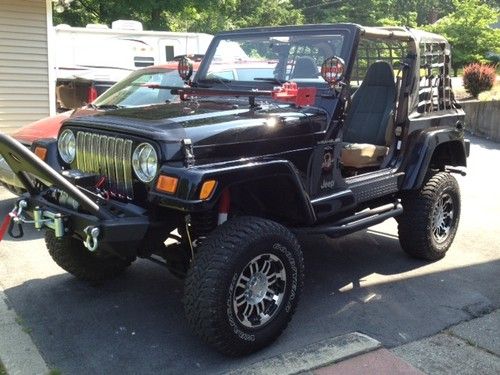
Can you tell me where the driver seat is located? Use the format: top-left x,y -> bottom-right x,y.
291,56 -> 318,79
341,61 -> 396,169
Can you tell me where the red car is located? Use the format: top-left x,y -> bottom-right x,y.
0,59 -> 275,193
0,61 -> 193,193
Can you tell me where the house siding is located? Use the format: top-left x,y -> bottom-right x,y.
0,0 -> 51,133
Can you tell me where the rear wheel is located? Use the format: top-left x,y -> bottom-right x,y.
45,231 -> 133,284
398,172 -> 461,260
183,216 -> 304,356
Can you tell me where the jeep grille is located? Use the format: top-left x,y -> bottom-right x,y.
75,131 -> 134,198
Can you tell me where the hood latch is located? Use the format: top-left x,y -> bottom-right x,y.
182,139 -> 195,168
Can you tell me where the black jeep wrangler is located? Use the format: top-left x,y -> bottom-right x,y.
0,24 -> 469,356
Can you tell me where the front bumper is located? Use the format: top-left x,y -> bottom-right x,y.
0,133 -> 152,258
14,194 -> 151,257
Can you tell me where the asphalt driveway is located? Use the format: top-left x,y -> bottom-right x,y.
0,135 -> 498,374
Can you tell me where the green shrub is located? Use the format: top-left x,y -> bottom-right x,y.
463,63 -> 496,98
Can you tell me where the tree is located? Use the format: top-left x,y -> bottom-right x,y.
54,0 -> 303,32
153,0 -> 304,33
426,0 -> 500,75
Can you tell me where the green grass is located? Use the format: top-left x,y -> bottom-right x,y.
47,369 -> 62,375
0,360 -> 7,375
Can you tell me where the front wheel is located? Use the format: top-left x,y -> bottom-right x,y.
398,172 -> 461,260
183,216 -> 304,356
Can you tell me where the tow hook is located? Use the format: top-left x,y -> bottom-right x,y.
0,200 -> 68,243
7,200 -> 27,239
83,226 -> 100,252
0,200 -> 28,241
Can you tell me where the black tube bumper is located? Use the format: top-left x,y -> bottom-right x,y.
0,133 -> 151,257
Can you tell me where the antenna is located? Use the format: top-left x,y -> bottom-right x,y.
185,19 -> 189,56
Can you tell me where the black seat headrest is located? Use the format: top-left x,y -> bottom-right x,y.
363,61 -> 395,87
291,56 -> 318,79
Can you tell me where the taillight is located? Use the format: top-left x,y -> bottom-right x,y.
87,85 -> 98,103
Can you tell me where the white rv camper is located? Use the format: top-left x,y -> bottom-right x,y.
54,20 -> 212,110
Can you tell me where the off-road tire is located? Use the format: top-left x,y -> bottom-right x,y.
45,230 -> 133,283
398,172 -> 461,260
183,216 -> 304,356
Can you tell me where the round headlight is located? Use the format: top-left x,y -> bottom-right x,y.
132,143 -> 158,183
57,129 -> 76,164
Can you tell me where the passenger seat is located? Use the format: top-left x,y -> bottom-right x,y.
341,61 -> 396,169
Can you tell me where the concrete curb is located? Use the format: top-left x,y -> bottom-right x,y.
0,290 -> 49,375
227,332 -> 381,375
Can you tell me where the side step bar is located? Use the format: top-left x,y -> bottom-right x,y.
293,202 -> 403,238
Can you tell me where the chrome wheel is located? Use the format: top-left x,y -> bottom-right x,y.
232,253 -> 287,329
432,193 -> 454,244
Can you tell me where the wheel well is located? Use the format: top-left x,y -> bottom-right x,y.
429,141 -> 466,170
228,176 -> 308,225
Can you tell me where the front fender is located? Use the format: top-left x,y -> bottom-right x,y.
150,159 -> 316,225
399,127 -> 467,190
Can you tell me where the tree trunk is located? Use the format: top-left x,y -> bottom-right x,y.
151,7 -> 161,30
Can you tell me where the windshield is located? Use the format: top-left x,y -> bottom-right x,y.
197,32 -> 346,86
94,68 -> 184,108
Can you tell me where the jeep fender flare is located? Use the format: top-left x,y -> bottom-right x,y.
151,159 -> 316,225
399,127 -> 467,190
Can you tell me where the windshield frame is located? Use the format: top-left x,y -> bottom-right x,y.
193,25 -> 357,90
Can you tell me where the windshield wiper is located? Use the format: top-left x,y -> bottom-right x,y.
197,77 -> 232,89
254,77 -> 287,85
94,104 -> 124,110
199,77 -> 232,83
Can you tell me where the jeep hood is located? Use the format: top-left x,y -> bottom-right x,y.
63,101 -> 328,161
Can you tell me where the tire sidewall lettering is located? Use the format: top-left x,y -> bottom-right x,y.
272,242 -> 298,313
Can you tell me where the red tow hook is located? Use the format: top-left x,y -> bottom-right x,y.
0,213 -> 13,242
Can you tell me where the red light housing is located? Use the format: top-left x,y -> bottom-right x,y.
271,82 -> 316,107
87,85 -> 98,103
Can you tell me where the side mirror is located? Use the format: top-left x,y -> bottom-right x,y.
178,57 -> 194,82
321,56 -> 345,86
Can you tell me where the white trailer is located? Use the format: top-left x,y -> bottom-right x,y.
53,20 -> 212,110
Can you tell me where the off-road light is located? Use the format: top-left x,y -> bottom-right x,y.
178,56 -> 194,82
57,129 -> 76,164
132,142 -> 158,182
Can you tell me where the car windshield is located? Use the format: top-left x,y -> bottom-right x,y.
94,68 -> 184,108
197,32 -> 346,87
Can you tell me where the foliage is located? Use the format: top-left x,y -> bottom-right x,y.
54,0 -> 302,32
291,0 -> 455,26
426,0 -> 500,74
53,0 -> 500,69
463,63 -> 497,98
163,0 -> 303,33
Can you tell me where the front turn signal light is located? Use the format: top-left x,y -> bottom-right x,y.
34,146 -> 47,160
199,180 -> 217,200
156,175 -> 178,194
